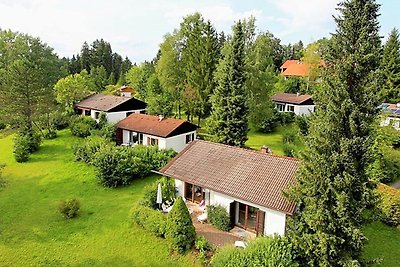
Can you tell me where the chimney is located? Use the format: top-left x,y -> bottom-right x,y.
158,114 -> 164,121
261,145 -> 272,154
296,92 -> 300,97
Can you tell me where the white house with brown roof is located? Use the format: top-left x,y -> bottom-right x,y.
75,94 -> 147,124
115,114 -> 198,152
119,85 -> 135,97
272,92 -> 315,116
159,140 -> 298,236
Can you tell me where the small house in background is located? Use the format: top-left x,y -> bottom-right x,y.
119,85 -> 135,97
115,114 -> 198,152
74,93 -> 147,124
159,140 -> 298,236
280,59 -> 325,78
380,103 -> 400,130
272,92 -> 315,116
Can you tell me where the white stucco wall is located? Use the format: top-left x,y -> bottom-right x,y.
121,130 -> 196,152
106,109 -> 145,124
174,179 -> 288,236
165,131 -> 197,153
294,105 -> 315,116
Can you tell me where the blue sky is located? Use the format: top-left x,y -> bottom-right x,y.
0,0 -> 398,63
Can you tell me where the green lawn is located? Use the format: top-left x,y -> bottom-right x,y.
0,130 -> 199,266
363,222 -> 400,266
246,126 -> 286,155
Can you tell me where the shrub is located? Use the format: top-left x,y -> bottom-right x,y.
295,115 -> 309,136
70,116 -> 97,137
58,198 -> 80,219
91,123 -> 115,141
195,235 -> 211,251
282,129 -> 296,144
72,136 -> 109,164
283,143 -> 296,157
277,112 -> 295,125
0,121 -> 6,130
377,183 -> 400,226
211,236 -> 298,267
166,197 -> 196,254
13,134 -> 31,162
0,163 -> 6,188
42,128 -> 57,139
132,205 -> 166,237
140,177 -> 176,209
49,110 -> 70,130
208,205 -> 231,231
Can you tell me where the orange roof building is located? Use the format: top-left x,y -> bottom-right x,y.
280,59 -> 324,77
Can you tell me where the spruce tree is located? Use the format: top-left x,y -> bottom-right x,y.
288,0 -> 381,266
208,21 -> 248,147
381,28 -> 400,103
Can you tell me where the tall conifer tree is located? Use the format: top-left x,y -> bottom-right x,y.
381,28 -> 400,103
209,21 -> 248,147
288,0 -> 381,265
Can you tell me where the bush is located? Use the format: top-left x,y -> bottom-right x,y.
58,198 -> 80,219
283,143 -> 296,157
211,236 -> 298,267
0,121 -> 6,130
277,112 -> 295,125
42,128 -> 57,139
295,115 -> 309,136
49,110 -> 70,130
0,163 -> 6,188
92,145 -> 176,188
208,205 -> 231,231
140,177 -> 176,209
166,197 -> 196,254
91,123 -> 115,141
70,116 -> 97,137
132,205 -> 166,237
377,183 -> 400,226
72,136 -> 109,164
13,134 -> 31,162
195,235 -> 211,251
282,129 -> 297,144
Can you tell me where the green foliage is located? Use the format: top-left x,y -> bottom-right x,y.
49,110 -> 70,130
195,235 -> 212,265
42,128 -> 57,140
90,66 -> 108,91
211,236 -> 298,267
380,28 -> 400,103
377,184 -> 400,227
207,205 -> 231,231
69,116 -> 97,138
0,163 -> 6,188
0,121 -> 6,130
208,21 -> 249,147
13,131 -> 42,162
0,29 -> 62,138
166,197 -> 196,254
140,176 -> 176,209
282,143 -> 296,157
58,198 -> 80,219
288,0 -> 382,265
132,205 -> 166,237
277,112 -> 295,125
54,70 -> 95,110
93,145 -> 176,188
295,115 -> 309,136
72,135 -> 109,164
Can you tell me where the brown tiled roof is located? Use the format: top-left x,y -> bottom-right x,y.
272,93 -> 313,105
75,94 -> 131,112
119,85 -> 135,93
160,140 -> 298,215
116,114 -> 198,138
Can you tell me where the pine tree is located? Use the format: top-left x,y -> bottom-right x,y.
381,28 -> 400,103
208,21 -> 248,147
80,41 -> 91,72
288,0 -> 382,265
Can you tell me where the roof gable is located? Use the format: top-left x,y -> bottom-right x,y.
75,94 -> 146,112
160,140 -> 298,214
272,93 -> 314,105
116,114 -> 198,138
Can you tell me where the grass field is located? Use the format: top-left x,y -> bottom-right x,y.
363,222 -> 400,266
0,130 -> 199,266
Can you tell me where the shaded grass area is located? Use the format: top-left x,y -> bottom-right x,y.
0,130 -> 198,266
363,221 -> 400,267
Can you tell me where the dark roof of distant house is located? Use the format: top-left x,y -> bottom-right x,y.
75,94 -> 146,112
119,85 -> 135,93
380,103 -> 400,117
159,140 -> 298,215
272,93 -> 314,105
116,114 -> 198,138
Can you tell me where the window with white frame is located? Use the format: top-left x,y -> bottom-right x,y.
186,133 -> 195,144
287,105 -> 295,112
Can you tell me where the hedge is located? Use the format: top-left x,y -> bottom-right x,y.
377,183 -> 400,226
132,205 -> 166,237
